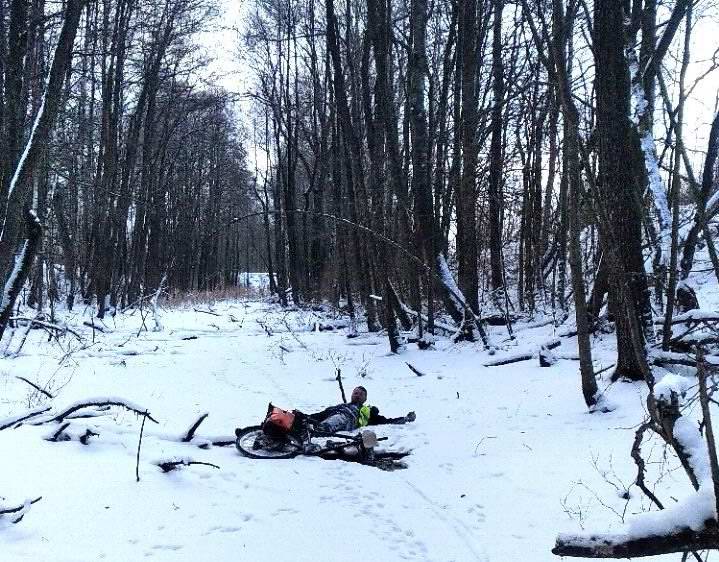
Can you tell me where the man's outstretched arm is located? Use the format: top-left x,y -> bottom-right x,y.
368,407 -> 416,425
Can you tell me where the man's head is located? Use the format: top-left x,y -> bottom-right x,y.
350,386 -> 367,405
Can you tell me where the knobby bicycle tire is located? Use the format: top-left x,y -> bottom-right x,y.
235,425 -> 303,459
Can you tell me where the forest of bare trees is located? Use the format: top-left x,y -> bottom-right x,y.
2,0 -> 718,377
2,0 -> 719,556
237,2 -> 719,553
241,0 -> 718,377
0,0 -> 259,331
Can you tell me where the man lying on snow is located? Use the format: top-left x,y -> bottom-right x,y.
308,386 -> 416,434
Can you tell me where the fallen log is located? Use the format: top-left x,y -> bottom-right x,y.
483,313 -> 521,326
483,339 -> 561,367
651,351 -> 719,369
653,310 -> 719,325
553,527 -> 719,558
483,352 -> 534,367
45,422 -> 72,442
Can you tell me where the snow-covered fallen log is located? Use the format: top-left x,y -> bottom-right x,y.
483,339 -> 561,367
654,309 -> 719,325
555,367 -> 718,558
650,350 -> 719,368
553,528 -> 719,558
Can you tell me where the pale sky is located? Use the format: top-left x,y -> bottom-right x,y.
200,0 -> 246,95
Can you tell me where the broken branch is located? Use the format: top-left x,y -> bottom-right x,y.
182,413 -> 209,442
47,399 -> 159,425
405,362 -> 427,377
156,459 -> 220,473
15,376 -> 53,399
0,406 -> 51,431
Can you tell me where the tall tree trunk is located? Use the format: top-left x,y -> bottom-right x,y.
408,0 -> 434,339
0,0 -> 87,338
595,0 -> 654,381
456,0 -> 480,315
488,0 -> 504,292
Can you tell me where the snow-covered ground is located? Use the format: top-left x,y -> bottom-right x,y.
0,295 -> 713,561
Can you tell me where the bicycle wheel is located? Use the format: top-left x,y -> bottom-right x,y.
235,426 -> 303,459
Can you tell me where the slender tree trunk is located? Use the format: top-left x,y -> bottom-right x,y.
488,0 -> 504,292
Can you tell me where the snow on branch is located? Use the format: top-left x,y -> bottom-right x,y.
627,47 -> 672,267
0,210 -> 42,338
182,413 -> 209,442
45,397 -> 159,425
553,527 -> 719,558
0,497 -> 42,525
483,338 -> 561,367
554,370 -> 719,557
0,406 -> 50,431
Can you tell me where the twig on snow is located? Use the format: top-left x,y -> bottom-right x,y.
193,307 -> 221,317
156,459 -> 220,473
405,362 -> 427,377
83,319 -> 107,333
15,376 -> 54,399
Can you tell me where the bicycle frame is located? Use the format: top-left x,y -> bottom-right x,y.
296,417 -> 386,458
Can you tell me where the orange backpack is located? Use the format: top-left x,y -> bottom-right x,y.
263,404 -> 296,435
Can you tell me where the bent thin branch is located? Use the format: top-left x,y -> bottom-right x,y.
182,413 -> 209,442
0,406 -> 50,430
156,459 -> 220,472
47,399 -> 159,424
15,376 -> 53,399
